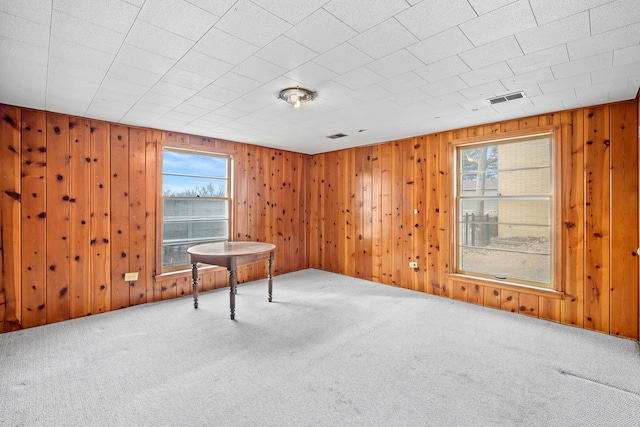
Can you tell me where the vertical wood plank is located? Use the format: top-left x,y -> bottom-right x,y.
539,296 -> 561,322
69,117 -> 92,318
45,113 -> 71,324
518,294 -> 539,318
413,137 -> 427,293
20,110 -> 47,328
401,140 -> 415,289
426,134 -> 439,294
391,142 -> 403,287
609,101 -> 639,339
468,283 -> 484,305
583,106 -> 610,333
90,121 -> 111,314
0,105 -> 21,331
129,128 -> 147,305
145,132 -> 159,302
380,143 -> 393,285
452,280 -> 469,302
560,110 -> 584,327
500,289 -> 519,313
110,125 -> 130,310
371,146 -> 382,282
484,286 -> 501,309
437,133 -> 452,297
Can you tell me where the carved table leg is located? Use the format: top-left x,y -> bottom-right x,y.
229,268 -> 236,320
268,250 -> 274,302
191,263 -> 199,309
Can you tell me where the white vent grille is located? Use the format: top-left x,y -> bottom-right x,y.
488,92 -> 525,105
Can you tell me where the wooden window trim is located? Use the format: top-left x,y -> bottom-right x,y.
449,125 -> 563,293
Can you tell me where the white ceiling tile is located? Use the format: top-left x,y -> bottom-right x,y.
0,57 -> 47,81
114,44 -> 176,75
607,85 -> 638,102
251,0 -> 327,25
458,80 -> 509,101
377,72 -> 426,93
408,27 -> 474,65
459,36 -> 523,70
46,74 -> 100,97
590,0 -> 640,35
121,108 -> 164,124
194,27 -> 259,66
153,117 -> 191,130
161,110 -> 199,122
175,50 -> 234,80
86,100 -> 129,120
0,35 -> 48,65
183,0 -> 235,17
425,94 -> 468,108
413,56 -> 471,83
53,0 -> 139,34
507,45 -> 569,74
324,0 -> 409,32
349,18 -> 418,59
182,95 -> 225,111
575,78 -> 628,98
197,84 -> 241,103
467,0 -> 518,16
107,62 -> 162,87
567,22 -> 640,60
92,86 -> 140,105
0,0 -> 51,25
367,50 -> 424,79
0,74 -> 46,109
130,101 -> 173,115
422,76 -> 468,97
51,10 -> 126,54
516,12 -> 589,54
490,96 -> 532,113
591,62 -> 640,84
49,36 -> 115,70
501,67 -> 554,91
397,0 -> 476,40
48,56 -> 108,84
331,67 -> 385,90
125,20 -> 194,60
215,0 -> 291,47
209,106 -> 246,120
285,8 -> 356,53
138,0 -> 217,41
460,0 -> 536,46
0,11 -> 50,48
285,62 -> 337,87
99,77 -> 152,98
256,36 -> 318,70
212,73 -> 263,93
539,73 -> 591,93
161,68 -> 214,91
233,56 -> 287,83
313,43 -> 373,74
172,103 -> 210,117
613,44 -> 640,66
551,52 -> 612,79
149,81 -> 198,100
140,92 -> 185,108
459,62 -> 513,87
529,0 -> 611,25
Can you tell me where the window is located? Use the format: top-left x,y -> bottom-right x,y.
455,134 -> 555,289
162,148 -> 231,270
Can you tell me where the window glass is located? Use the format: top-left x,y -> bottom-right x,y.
162,149 -> 231,270
457,136 -> 553,288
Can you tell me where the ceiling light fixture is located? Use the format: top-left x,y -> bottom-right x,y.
278,87 -> 317,108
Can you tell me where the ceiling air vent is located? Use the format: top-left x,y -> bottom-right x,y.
327,133 -> 348,139
488,91 -> 525,105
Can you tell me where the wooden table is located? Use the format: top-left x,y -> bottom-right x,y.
187,242 -> 275,319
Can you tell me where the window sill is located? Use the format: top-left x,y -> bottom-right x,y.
447,273 -> 564,299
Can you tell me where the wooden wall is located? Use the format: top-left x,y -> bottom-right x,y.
0,105 -> 308,332
1,99 -> 638,340
307,100 -> 639,340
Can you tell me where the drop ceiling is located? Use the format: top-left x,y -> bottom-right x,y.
1,0 -> 639,154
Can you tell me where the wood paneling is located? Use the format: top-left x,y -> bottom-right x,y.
307,100 -> 639,340
0,107 -> 308,333
0,99 -> 638,341
0,105 -> 21,332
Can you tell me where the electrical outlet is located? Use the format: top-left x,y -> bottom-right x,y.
409,262 -> 418,268
124,272 -> 139,281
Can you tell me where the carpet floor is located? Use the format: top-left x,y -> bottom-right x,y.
1,269 -> 639,426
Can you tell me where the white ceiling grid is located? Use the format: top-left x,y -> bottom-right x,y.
0,0 -> 638,154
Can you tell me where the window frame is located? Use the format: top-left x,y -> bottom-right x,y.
450,126 -> 563,293
160,146 -> 233,273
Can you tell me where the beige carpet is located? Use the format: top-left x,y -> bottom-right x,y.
1,269 -> 639,426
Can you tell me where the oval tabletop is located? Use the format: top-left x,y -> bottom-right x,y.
187,242 -> 276,265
